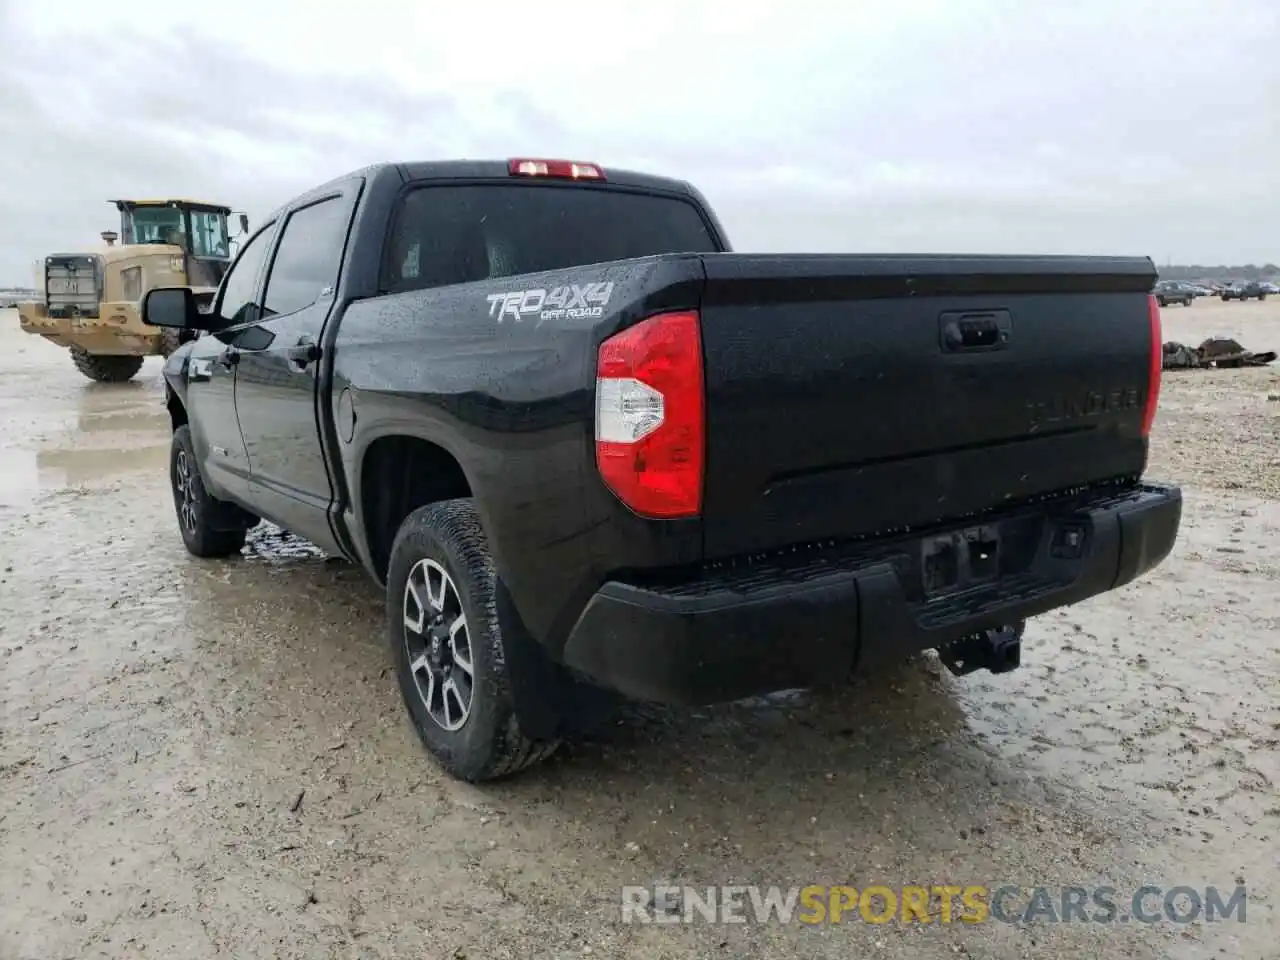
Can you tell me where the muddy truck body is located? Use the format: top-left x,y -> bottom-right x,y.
145,158 -> 1183,781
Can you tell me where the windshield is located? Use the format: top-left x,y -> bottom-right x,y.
381,183 -> 721,293
125,206 -> 185,247
190,209 -> 231,259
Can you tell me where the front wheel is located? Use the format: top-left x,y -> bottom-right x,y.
170,425 -> 252,558
387,498 -> 559,782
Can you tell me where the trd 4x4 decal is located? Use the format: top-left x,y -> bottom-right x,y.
485,282 -> 614,325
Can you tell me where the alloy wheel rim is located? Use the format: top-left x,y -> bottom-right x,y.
174,450 -> 197,535
403,558 -> 474,732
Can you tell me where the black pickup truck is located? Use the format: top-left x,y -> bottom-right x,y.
144,158 -> 1182,782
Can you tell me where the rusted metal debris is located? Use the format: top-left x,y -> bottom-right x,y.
1162,338 -> 1277,370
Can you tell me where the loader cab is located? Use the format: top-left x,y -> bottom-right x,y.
112,199 -> 246,290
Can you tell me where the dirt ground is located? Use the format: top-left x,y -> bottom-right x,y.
1,300 -> 1277,960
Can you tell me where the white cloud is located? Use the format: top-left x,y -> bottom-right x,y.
1,0 -> 1277,283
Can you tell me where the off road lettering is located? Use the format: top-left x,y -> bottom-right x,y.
485,282 -> 614,324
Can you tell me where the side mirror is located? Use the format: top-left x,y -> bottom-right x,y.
142,286 -> 202,329
238,213 -> 249,234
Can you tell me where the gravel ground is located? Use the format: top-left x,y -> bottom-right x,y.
1,301 -> 1277,960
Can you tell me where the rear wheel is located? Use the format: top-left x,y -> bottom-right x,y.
387,498 -> 559,782
170,425 -> 254,558
70,346 -> 144,383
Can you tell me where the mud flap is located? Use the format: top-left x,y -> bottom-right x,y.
493,579 -> 594,740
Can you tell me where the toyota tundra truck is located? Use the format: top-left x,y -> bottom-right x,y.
142,158 -> 1182,782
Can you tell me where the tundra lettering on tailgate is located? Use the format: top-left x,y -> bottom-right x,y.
485,282 -> 615,325
1026,386 -> 1141,429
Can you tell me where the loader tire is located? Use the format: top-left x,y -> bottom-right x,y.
70,347 -> 144,383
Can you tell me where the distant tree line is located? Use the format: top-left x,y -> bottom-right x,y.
1158,264 -> 1280,281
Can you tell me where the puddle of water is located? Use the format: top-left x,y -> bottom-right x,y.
0,443 -> 170,505
76,409 -> 168,434
37,444 -> 170,488
0,448 -> 39,506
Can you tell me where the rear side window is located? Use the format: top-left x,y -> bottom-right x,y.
262,196 -> 350,317
381,184 -> 719,294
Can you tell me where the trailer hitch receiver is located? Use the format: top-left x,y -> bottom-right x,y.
937,622 -> 1025,676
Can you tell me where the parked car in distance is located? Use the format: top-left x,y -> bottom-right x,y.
141,157 -> 1181,782
1222,280 -> 1268,301
1154,280 -> 1194,306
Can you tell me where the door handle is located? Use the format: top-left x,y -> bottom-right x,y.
217,347 -> 239,368
944,318 -> 999,349
938,310 -> 1012,353
287,337 -> 321,369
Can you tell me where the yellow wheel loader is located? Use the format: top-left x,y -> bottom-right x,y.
16,199 -> 248,382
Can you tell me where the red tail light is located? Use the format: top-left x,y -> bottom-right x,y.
508,158 -> 605,181
595,311 -> 704,518
1141,294 -> 1162,438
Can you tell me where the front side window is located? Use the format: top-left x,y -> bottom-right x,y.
216,224 -> 274,327
125,206 -> 184,247
189,210 -> 231,259
261,197 -> 350,318
381,183 -> 719,294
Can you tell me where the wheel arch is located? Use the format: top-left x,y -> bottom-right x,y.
356,432 -> 476,583
166,384 -> 189,431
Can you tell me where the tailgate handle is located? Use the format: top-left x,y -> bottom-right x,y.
940,310 -> 1011,353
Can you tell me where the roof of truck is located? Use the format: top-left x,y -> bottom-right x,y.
255,159 -> 724,251
396,159 -> 696,194
286,160 -> 698,204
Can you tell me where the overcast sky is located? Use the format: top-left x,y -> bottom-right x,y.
1,0 -> 1277,284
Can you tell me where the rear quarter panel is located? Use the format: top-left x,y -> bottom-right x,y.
333,255 -> 706,651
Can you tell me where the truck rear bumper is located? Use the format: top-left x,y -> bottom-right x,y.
560,483 -> 1181,705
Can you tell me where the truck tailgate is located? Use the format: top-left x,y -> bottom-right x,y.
696,254 -> 1159,558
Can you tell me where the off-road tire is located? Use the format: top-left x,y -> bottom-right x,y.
170,425 -> 250,558
387,498 -> 560,782
70,346 -> 144,383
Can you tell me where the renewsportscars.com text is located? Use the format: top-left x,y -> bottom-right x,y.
621,884 -> 1248,925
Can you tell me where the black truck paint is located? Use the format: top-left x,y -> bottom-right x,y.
154,159 -> 1182,780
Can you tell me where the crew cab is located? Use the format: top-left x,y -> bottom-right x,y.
144,158 -> 1182,782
